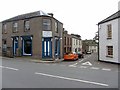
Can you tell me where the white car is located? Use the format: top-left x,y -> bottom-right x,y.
86,51 -> 91,54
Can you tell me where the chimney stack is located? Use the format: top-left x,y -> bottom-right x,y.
48,13 -> 54,17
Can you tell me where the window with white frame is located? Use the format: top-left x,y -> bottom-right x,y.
55,21 -> 58,33
76,39 -> 78,45
79,40 -> 81,45
107,24 -> 112,39
3,24 -> 7,34
43,19 -> 51,30
107,46 -> 113,57
24,20 -> 30,31
13,22 -> 18,33
74,39 -> 75,45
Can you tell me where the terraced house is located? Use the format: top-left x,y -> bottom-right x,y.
71,34 -> 82,53
63,31 -> 82,54
2,11 -> 64,60
63,30 -> 72,54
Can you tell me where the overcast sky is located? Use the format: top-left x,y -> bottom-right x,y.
0,0 -> 119,40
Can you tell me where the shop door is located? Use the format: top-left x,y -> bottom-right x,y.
42,38 -> 52,58
13,39 -> 18,56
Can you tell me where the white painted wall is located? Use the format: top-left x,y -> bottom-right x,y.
0,22 -> 2,90
72,38 -> 82,53
118,18 -> 120,63
0,22 -> 2,49
99,19 -> 119,63
89,45 -> 98,53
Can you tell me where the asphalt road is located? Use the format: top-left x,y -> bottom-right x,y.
0,53 -> 119,88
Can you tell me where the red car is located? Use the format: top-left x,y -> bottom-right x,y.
64,52 -> 78,60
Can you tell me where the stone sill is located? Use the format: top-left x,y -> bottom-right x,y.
106,55 -> 113,58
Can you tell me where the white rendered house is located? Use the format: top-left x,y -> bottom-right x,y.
88,45 -> 98,53
98,10 -> 120,64
71,35 -> 82,53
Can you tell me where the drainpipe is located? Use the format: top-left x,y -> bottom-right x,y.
97,24 -> 100,61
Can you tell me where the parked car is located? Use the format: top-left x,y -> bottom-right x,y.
77,51 -> 84,58
86,51 -> 91,54
64,52 -> 78,60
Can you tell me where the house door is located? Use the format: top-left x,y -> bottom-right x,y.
13,39 -> 18,56
42,38 -> 52,58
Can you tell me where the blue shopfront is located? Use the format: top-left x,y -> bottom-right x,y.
42,38 -> 52,58
42,31 -> 61,59
42,37 -> 60,59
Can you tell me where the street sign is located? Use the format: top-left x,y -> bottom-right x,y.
82,61 -> 92,66
42,31 -> 52,37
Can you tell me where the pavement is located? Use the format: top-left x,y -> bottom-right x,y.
1,56 -> 64,63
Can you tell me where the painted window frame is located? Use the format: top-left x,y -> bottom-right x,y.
24,20 -> 30,31
3,24 -> 7,34
43,18 -> 51,30
107,24 -> 112,39
106,46 -> 113,58
13,22 -> 18,33
76,39 -> 78,45
55,21 -> 58,33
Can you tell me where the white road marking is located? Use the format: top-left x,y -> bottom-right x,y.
79,66 -> 87,69
69,55 -> 92,67
69,63 -> 78,67
69,65 -> 77,67
0,65 -> 19,71
90,67 -> 99,70
102,68 -> 111,71
82,61 -> 92,66
35,72 -> 109,87
79,59 -> 85,63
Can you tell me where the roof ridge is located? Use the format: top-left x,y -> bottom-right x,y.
2,10 -> 49,23
98,10 -> 120,24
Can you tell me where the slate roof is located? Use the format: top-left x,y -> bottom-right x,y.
98,10 -> 120,24
82,40 -> 97,46
2,10 -> 50,23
